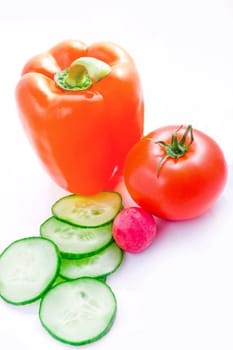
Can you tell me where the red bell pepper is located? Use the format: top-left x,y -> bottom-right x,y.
15,40 -> 144,195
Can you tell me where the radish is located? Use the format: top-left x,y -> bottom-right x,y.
112,207 -> 157,253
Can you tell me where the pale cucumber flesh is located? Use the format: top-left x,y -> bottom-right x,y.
60,242 -> 123,280
52,191 -> 122,227
40,217 -> 113,258
39,278 -> 117,345
0,237 -> 60,305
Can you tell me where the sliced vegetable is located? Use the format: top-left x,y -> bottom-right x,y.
52,191 -> 122,227
52,275 -> 66,286
0,237 -> 60,305
112,207 -> 157,253
59,242 -> 123,280
39,277 -> 117,345
40,216 -> 113,258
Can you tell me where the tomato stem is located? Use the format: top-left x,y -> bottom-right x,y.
148,125 -> 194,176
54,57 -> 111,91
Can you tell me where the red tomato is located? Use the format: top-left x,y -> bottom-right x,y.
123,125 -> 228,220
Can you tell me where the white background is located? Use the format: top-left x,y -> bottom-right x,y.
0,1 -> 233,349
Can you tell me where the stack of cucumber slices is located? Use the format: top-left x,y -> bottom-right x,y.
0,191 -> 123,346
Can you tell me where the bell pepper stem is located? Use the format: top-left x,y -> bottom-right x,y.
65,64 -> 89,88
54,57 -> 111,91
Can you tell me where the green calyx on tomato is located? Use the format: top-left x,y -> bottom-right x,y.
123,124 -> 227,220
147,124 -> 194,176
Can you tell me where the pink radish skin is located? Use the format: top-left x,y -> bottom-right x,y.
112,207 -> 157,253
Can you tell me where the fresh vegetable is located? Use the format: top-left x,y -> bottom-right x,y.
112,207 -> 157,253
39,278 -> 117,345
53,275 -> 66,286
0,191 -> 125,345
40,216 -> 113,259
124,125 -> 228,220
52,191 -> 122,227
0,237 -> 60,305
59,242 -> 123,280
15,40 -> 144,195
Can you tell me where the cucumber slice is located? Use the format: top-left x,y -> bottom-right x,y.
52,275 -> 66,286
0,237 -> 60,305
52,191 -> 122,227
60,242 -> 123,280
40,217 -> 113,258
39,278 -> 117,345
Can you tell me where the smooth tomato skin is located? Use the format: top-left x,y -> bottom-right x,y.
123,125 -> 228,220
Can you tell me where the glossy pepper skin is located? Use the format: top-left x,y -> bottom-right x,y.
15,40 -> 144,195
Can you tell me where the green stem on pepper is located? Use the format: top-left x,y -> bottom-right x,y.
54,57 -> 111,91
